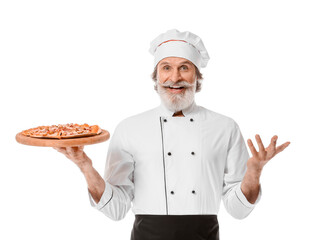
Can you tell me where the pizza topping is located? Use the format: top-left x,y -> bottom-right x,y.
21,123 -> 102,139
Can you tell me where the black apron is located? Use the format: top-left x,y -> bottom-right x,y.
130,215 -> 219,240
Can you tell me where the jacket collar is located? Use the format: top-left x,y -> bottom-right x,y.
158,100 -> 200,117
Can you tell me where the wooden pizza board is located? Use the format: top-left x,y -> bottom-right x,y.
16,129 -> 110,147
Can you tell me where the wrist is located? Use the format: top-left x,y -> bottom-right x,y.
247,160 -> 263,177
79,163 -> 93,174
77,154 -> 93,173
245,167 -> 262,183
247,168 -> 262,178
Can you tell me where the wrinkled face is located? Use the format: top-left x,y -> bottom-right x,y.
156,57 -> 197,113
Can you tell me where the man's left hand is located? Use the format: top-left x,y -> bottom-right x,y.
246,134 -> 291,174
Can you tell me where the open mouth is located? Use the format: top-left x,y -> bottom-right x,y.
168,86 -> 184,89
165,86 -> 185,93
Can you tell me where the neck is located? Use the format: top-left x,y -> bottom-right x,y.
173,111 -> 185,117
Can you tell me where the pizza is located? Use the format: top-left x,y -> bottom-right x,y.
21,123 -> 102,139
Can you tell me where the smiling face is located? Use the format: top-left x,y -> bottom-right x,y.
156,57 -> 197,113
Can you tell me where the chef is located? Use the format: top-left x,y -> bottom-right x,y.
53,29 -> 290,240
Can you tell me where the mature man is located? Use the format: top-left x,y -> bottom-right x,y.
54,29 -> 290,240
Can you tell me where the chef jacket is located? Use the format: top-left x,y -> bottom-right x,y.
88,101 -> 262,221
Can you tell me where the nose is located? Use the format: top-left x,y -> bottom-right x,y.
170,69 -> 181,83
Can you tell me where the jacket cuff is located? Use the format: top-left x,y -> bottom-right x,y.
88,182 -> 113,210
235,182 -> 262,208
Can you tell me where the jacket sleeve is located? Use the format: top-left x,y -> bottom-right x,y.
88,121 -> 135,221
222,120 -> 262,219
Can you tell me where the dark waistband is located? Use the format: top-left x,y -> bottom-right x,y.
131,215 -> 219,240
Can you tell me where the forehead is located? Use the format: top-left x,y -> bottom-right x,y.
158,57 -> 194,66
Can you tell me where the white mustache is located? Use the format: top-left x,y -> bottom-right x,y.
159,80 -> 195,88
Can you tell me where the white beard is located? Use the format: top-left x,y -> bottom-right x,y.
156,77 -> 197,113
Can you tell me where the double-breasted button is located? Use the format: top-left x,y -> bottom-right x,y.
170,191 -> 174,194
190,118 -> 194,122
191,152 -> 195,155
168,152 -> 172,156
164,119 -> 167,122
192,190 -> 196,194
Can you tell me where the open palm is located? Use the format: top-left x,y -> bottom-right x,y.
247,134 -> 290,172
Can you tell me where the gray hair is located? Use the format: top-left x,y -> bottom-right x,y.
151,65 -> 204,92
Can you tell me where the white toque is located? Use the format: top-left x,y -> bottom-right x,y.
149,29 -> 210,69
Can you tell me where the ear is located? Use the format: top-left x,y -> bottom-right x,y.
156,70 -> 161,83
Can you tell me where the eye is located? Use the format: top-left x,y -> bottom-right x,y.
180,65 -> 188,70
162,65 -> 170,70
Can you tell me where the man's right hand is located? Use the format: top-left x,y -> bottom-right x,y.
53,146 -> 105,203
53,146 -> 92,170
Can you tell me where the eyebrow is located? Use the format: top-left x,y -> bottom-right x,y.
159,61 -> 192,66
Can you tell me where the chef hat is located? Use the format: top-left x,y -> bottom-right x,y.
149,29 -> 210,69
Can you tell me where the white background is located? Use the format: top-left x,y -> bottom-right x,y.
1,0 -> 316,239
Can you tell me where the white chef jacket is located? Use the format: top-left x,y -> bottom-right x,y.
88,101 -> 262,221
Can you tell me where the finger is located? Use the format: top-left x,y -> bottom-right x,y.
54,147 -> 67,154
255,134 -> 265,153
247,139 -> 258,157
276,141 -> 291,154
53,147 -> 63,151
269,135 -> 278,150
